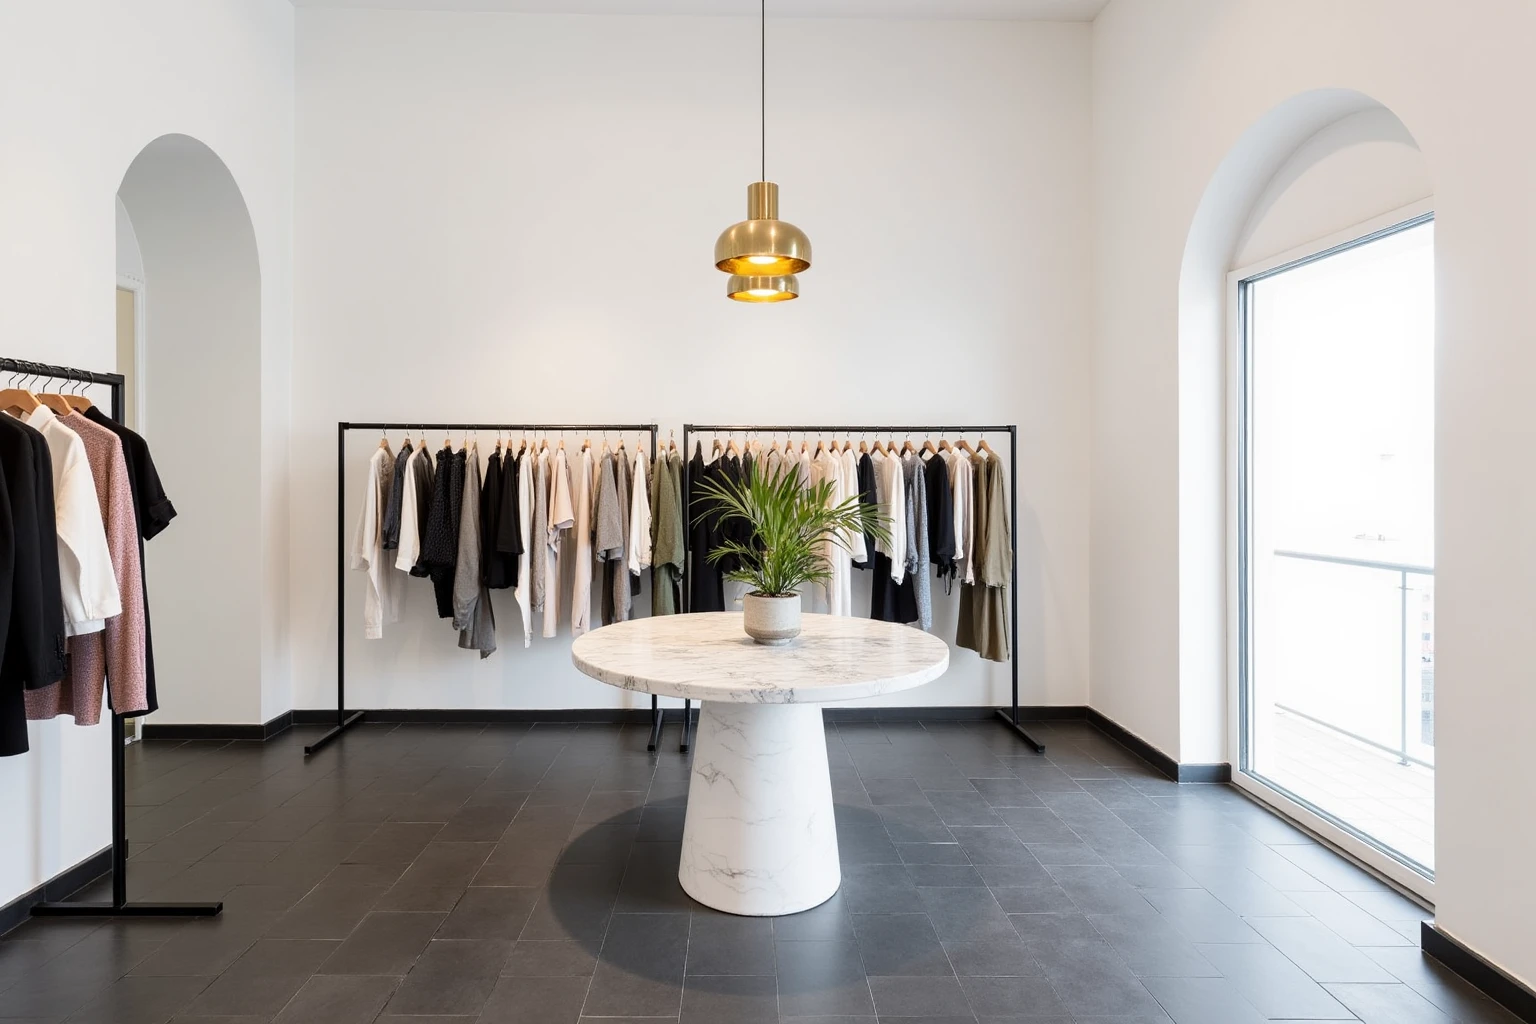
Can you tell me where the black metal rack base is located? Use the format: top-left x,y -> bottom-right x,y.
2,358 -> 222,921
682,423 -> 1044,755
314,421 -> 663,757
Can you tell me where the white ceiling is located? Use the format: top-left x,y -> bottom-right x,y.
289,0 -> 1110,21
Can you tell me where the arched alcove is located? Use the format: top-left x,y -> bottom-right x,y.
1175,89 -> 1431,765
116,134 -> 264,725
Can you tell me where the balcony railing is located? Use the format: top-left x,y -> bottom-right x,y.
1270,549 -> 1434,770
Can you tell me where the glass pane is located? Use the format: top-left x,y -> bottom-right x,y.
1244,219 -> 1435,875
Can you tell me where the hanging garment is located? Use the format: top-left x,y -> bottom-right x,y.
512,450 -> 534,646
0,414 -> 64,756
453,443 -> 496,657
482,448 -> 517,590
869,451 -> 917,624
83,407 -> 176,540
420,446 -> 462,619
811,447 -> 854,616
544,447 -> 574,638
629,447 -> 652,582
764,446 -> 783,483
406,445 -> 436,577
27,412 -> 148,722
687,442 -> 726,613
395,443 -> 422,573
569,446 -> 595,637
903,452 -> 933,630
650,450 -> 685,615
81,407 -> 172,714
595,449 -> 623,626
495,446 -> 524,589
350,443 -> 399,638
956,451 -> 1012,662
845,447 -> 871,570
381,439 -> 413,551
20,405 -> 118,636
612,448 -> 635,618
922,450 -> 955,586
944,448 -> 975,585
529,448 -> 549,620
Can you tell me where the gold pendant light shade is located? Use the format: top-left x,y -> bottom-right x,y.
715,181 -> 812,277
726,272 -> 799,302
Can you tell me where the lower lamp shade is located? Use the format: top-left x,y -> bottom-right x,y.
727,273 -> 799,302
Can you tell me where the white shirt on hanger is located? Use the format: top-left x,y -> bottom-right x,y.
629,447 -> 652,576
944,448 -> 975,585
394,446 -> 421,574
872,450 -> 906,584
20,405 -> 120,636
570,446 -> 595,637
349,444 -> 397,639
513,448 -> 534,646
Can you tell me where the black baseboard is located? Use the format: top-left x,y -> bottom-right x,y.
0,847 -> 111,937
164,704 -> 1230,783
1422,923 -> 1536,1022
1083,707 -> 1230,783
142,710 -> 294,742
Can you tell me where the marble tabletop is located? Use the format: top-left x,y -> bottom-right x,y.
570,612 -> 950,704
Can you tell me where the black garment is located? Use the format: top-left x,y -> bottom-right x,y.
84,406 -> 176,540
82,406 -> 172,714
923,452 -> 955,585
411,446 -> 435,565
420,447 -> 463,618
0,415 -> 65,692
686,443 -> 726,613
381,440 -> 413,551
482,450 -> 517,590
853,452 -> 877,570
0,460 -> 21,756
495,450 -> 524,581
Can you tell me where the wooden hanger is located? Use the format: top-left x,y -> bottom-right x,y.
0,365 -> 44,416
901,437 -> 916,455
922,437 -> 939,455
977,437 -> 994,456
858,437 -> 868,454
938,437 -> 953,453
726,437 -> 740,457
60,379 -> 93,413
957,437 -> 976,455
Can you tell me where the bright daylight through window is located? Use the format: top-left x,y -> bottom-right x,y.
1240,217 -> 1436,875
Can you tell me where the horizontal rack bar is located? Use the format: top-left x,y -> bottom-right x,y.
685,423 -> 1014,434
343,421 -> 659,432
0,358 -> 125,387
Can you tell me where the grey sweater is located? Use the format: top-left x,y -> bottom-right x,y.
453,446 -> 496,657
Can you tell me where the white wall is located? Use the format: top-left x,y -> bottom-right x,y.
1091,0 -> 1536,987
292,10 -> 1093,714
0,0 -> 293,905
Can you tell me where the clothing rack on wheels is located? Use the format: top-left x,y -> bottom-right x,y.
309,420 -> 664,758
0,357 -> 222,920
677,422 -> 1045,756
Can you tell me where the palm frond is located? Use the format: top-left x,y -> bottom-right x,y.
692,461 -> 893,597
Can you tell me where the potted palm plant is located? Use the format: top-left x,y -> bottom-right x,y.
694,464 -> 890,645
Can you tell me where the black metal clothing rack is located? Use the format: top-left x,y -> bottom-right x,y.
311,421 -> 664,757
680,423 -> 1044,755
0,357 -> 222,920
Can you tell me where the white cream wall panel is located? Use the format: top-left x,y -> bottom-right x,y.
0,0 -> 294,907
292,10 -> 1092,715
1090,0 -> 1536,988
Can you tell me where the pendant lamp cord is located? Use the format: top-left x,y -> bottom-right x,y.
761,0 -> 766,182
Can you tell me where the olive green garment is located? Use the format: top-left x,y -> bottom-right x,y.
650,451 -> 686,615
955,451 -> 1011,663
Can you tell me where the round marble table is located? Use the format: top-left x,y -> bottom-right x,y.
571,612 -> 950,916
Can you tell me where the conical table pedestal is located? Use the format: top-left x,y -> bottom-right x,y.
572,612 -> 950,916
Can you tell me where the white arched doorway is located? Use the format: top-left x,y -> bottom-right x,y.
116,134 -> 264,727
1179,92 -> 1436,896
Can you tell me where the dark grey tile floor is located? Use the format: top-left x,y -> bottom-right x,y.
0,718 -> 1519,1024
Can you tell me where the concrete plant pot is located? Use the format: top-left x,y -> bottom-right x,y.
742,592 -> 801,646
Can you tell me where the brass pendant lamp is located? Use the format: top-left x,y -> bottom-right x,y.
715,0 -> 810,301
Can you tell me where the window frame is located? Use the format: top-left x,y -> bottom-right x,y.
1225,199 -> 1437,901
